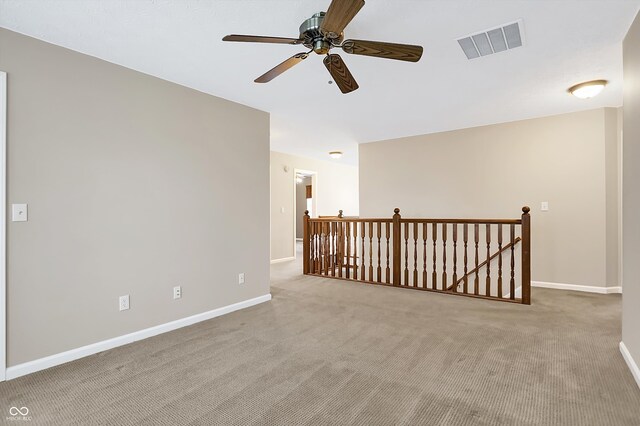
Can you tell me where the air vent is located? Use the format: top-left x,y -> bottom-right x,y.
457,20 -> 524,60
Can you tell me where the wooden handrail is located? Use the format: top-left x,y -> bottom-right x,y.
303,207 -> 531,305
400,218 -> 522,225
446,237 -> 521,291
312,218 -> 520,224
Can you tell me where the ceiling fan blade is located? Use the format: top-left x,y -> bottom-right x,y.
255,52 -> 309,83
320,0 -> 365,39
323,54 -> 359,94
223,34 -> 303,45
341,39 -> 423,62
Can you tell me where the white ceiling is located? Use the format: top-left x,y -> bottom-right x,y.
1,0 -> 639,165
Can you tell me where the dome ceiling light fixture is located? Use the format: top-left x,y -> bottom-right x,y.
329,151 -> 343,159
568,79 -> 608,99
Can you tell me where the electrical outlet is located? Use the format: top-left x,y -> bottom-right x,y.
238,273 -> 245,285
173,286 -> 182,300
12,204 -> 28,222
119,295 -> 130,311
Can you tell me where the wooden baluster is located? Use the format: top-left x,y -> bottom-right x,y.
510,223 -> 516,300
323,222 -> 328,276
369,222 -> 374,282
497,224 -> 503,298
392,209 -> 401,286
404,222 -> 409,286
331,221 -> 336,277
385,222 -> 391,284
413,222 -> 418,287
452,224 -> 458,292
377,222 -> 382,282
423,223 -> 428,288
474,224 -> 479,295
432,223 -> 437,290
485,224 -> 491,297
337,221 -> 343,278
324,222 -> 329,276
345,221 -> 351,279
442,223 -> 448,290
303,211 -> 310,274
329,221 -> 333,276
353,221 -> 358,280
361,222 -> 366,280
311,221 -> 316,274
318,222 -> 323,273
463,224 -> 469,293
521,206 -> 531,305
317,222 -> 322,273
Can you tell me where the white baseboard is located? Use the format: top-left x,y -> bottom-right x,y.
532,281 -> 622,294
620,341 -> 640,390
503,286 -> 522,300
270,257 -> 295,264
5,293 -> 271,380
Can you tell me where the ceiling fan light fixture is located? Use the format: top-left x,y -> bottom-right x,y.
329,151 -> 343,159
568,80 -> 608,99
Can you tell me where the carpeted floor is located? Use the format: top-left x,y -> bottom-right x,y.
1,251 -> 640,425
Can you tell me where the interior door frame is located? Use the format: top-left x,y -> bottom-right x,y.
1,71 -> 7,381
293,168 -> 317,259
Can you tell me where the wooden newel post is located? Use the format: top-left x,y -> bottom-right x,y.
303,210 -> 310,275
338,210 -> 343,218
392,208 -> 401,286
521,206 -> 531,305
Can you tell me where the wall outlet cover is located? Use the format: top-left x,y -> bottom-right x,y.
119,295 -> 130,311
173,286 -> 182,299
12,203 -> 28,222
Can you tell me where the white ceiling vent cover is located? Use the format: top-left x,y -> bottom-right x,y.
457,20 -> 524,60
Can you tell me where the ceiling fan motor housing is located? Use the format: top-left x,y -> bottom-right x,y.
299,12 -> 343,54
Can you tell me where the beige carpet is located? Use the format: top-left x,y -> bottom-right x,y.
1,254 -> 640,425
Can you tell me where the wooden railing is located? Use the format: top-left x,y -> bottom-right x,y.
303,207 -> 531,304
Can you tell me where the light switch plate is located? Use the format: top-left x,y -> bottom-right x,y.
541,201 -> 549,211
12,204 -> 28,222
238,273 -> 245,285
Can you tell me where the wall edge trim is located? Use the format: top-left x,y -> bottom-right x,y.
620,341 -> 640,390
270,257 -> 295,264
532,281 -> 621,294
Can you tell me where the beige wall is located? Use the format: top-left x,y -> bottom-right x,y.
270,151 -> 358,261
0,29 -> 270,366
360,108 -> 619,289
622,11 -> 640,374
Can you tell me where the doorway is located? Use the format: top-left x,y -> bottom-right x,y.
294,169 -> 317,258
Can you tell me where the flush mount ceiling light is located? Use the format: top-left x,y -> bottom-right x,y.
329,151 -> 343,159
568,80 -> 608,99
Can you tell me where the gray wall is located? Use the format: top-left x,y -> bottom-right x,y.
0,29 -> 270,366
359,108 -> 619,289
623,11 -> 640,373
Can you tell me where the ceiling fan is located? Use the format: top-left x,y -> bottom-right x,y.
222,0 -> 423,94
